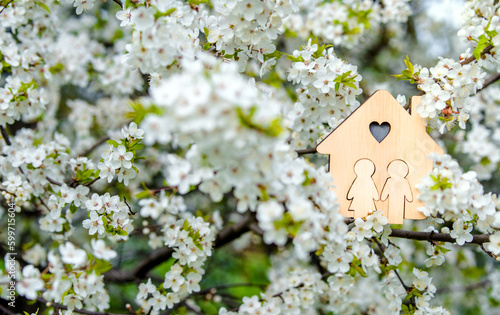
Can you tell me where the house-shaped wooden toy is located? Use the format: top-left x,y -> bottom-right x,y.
316,90 -> 444,224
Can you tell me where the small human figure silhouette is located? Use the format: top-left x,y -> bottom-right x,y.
380,160 -> 413,223
347,159 -> 379,218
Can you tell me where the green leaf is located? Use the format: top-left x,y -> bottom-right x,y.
125,101 -> 163,124
286,54 -> 305,63
265,50 -> 283,60
236,106 -> 284,137
36,1 -> 51,13
106,140 -> 120,147
474,35 -> 489,59
401,304 -> 409,312
135,190 -> 152,199
19,80 -> 37,93
94,259 -> 113,274
404,291 -> 414,300
116,229 -> 128,236
154,7 -> 176,19
480,156 -> 491,165
69,203 -> 78,214
404,54 -> 414,73
354,265 -> 367,277
348,265 -> 356,277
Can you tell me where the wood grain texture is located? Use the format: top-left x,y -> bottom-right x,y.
316,90 -> 444,224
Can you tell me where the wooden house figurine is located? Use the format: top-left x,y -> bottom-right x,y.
316,90 -> 444,224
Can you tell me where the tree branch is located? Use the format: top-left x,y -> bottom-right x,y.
296,147 -> 317,155
0,126 -> 12,146
36,297 -> 130,315
150,186 -> 176,195
480,243 -> 498,259
105,213 -> 255,282
436,279 -> 490,294
0,302 -> 16,315
480,72 -> 500,91
390,229 -> 490,244
46,176 -> 63,186
461,45 -> 494,66
0,0 -> 14,14
402,45 -> 496,110
77,136 -> 110,157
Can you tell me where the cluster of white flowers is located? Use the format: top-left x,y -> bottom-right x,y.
411,268 -> 451,315
205,0 -> 298,73
458,0 -> 500,71
383,272 -> 407,313
424,242 -> 450,268
81,192 -> 134,238
416,154 -> 498,245
454,86 -> 500,180
0,0 -> 141,127
460,123 -> 500,178
0,129 -> 71,205
223,249 -> 438,315
285,0 -> 411,47
12,241 -> 115,312
411,54 -> 485,132
0,76 -> 48,126
408,0 -> 500,133
350,210 -> 389,242
42,242 -> 111,311
136,215 -> 215,312
0,124 -> 137,242
222,270 -> 324,314
117,1 -> 202,77
16,265 -> 44,300
98,122 -> 144,186
146,54 -> 349,260
286,40 -> 362,147
65,98 -> 132,151
3,0 -> 500,314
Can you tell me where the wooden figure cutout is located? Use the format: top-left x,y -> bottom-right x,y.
316,90 -> 444,224
380,160 -> 413,224
347,159 -> 379,218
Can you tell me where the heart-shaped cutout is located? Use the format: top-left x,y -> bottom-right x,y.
369,122 -> 390,143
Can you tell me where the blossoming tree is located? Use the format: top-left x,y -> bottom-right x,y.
1,0 -> 500,314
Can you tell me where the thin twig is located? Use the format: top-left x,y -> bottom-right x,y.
150,186 -> 175,195
0,302 -> 16,315
36,296 -> 131,315
296,147 -> 317,155
77,136 -> 110,157
113,0 -> 123,7
461,45 -> 494,65
0,0 -> 14,14
123,197 -> 136,215
46,176 -> 63,186
394,270 -> 412,292
480,243 -> 498,259
0,126 -> 12,145
390,229 -> 490,244
84,177 -> 101,187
